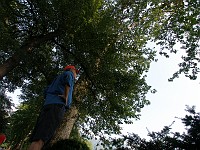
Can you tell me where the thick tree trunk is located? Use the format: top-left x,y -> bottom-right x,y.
0,31 -> 59,80
50,76 -> 89,145
51,105 -> 79,145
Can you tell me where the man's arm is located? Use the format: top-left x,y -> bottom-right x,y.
58,85 -> 70,105
64,85 -> 70,105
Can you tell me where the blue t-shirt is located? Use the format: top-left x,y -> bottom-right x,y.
44,71 -> 74,108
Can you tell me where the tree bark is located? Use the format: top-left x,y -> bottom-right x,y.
0,31 -> 60,80
50,105 -> 79,145
50,75 -> 89,145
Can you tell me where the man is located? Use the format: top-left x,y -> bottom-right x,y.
28,65 -> 79,150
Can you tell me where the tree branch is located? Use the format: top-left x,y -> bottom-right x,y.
0,30 -> 60,80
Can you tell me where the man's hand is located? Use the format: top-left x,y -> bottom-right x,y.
58,95 -> 65,99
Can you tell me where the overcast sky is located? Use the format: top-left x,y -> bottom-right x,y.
121,46 -> 200,139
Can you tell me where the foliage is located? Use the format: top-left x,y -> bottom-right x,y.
111,106 -> 200,150
149,0 -> 200,80
0,88 -> 13,133
5,77 -> 46,149
46,139 -> 91,150
6,97 -> 43,149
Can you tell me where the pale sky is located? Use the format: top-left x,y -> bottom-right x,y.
121,48 -> 200,139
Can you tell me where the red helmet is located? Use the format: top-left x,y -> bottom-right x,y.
64,65 -> 79,74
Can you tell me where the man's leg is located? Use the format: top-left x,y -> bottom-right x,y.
28,104 -> 65,149
28,140 -> 44,150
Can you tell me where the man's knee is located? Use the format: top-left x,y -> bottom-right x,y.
28,140 -> 44,150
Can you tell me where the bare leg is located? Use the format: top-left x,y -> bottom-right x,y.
28,140 -> 44,150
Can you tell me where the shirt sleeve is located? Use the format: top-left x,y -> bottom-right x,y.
64,72 -> 74,87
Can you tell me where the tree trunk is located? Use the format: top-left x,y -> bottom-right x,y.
50,76 -> 89,145
50,105 -> 79,145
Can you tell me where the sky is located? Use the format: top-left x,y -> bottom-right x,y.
121,47 -> 200,139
